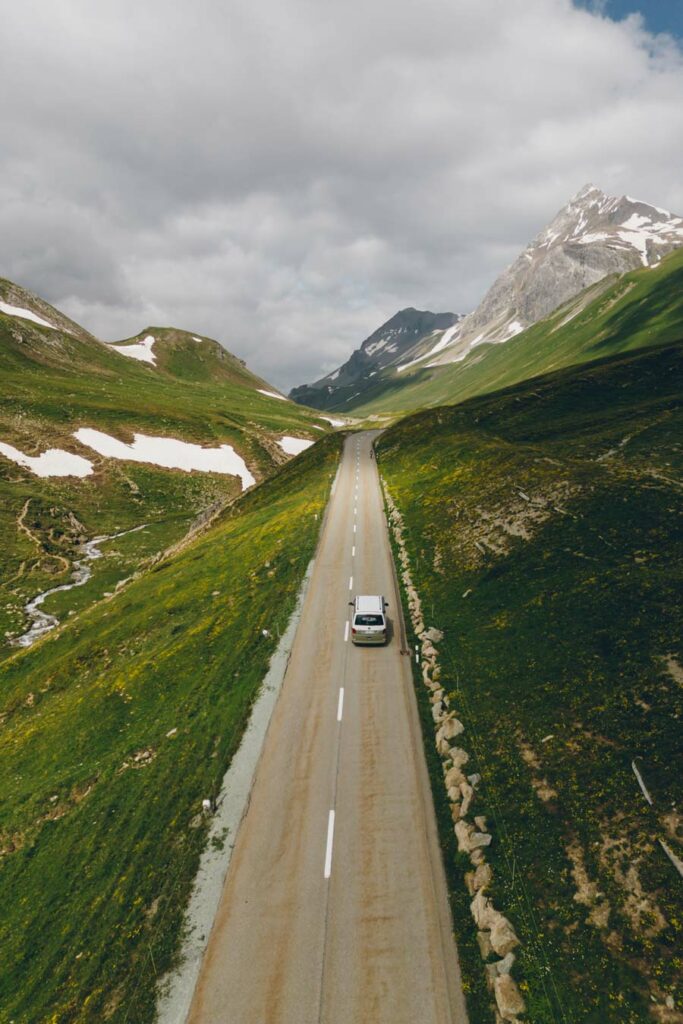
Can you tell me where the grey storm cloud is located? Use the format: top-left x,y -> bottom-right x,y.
1,0 -> 683,388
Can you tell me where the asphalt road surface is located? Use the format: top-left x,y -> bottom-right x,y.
187,432 -> 468,1024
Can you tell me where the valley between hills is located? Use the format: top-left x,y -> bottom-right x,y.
0,183 -> 681,1024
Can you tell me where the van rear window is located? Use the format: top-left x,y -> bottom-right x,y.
355,614 -> 383,626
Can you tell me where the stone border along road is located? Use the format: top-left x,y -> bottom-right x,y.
182,432 -> 469,1024
382,482 -> 527,1024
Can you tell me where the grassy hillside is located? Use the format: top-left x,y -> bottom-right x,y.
0,286 -> 330,655
0,432 -> 341,1024
345,246 -> 683,416
377,342 -> 682,1023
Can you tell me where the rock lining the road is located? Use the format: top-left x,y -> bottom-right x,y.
383,481 -> 527,1023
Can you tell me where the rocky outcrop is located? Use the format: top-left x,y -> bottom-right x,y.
495,974 -> 527,1021
383,479 -> 526,1022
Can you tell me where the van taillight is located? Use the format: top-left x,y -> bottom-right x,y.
352,627 -> 357,634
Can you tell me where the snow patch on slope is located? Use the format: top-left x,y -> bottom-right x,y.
506,320 -> 524,337
0,441 -> 93,477
110,335 -> 157,364
428,321 -> 462,356
257,388 -> 288,401
364,339 -> 387,357
573,206 -> 683,266
0,301 -> 59,331
74,428 -> 255,489
398,320 -> 467,372
278,436 -> 314,455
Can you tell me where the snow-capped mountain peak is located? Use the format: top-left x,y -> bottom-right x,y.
289,183 -> 683,414
532,184 -> 683,265
425,184 -> 683,368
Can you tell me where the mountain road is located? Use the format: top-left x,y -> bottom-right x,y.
187,431 -> 468,1024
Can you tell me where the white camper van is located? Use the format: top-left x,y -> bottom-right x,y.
350,594 -> 388,645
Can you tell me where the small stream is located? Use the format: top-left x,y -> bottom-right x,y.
13,524 -> 147,648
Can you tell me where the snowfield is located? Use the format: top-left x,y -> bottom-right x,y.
429,321 -> 462,356
278,436 -> 314,455
257,389 -> 288,401
506,320 -> 524,337
109,335 -> 157,364
398,322 -> 465,373
0,301 -> 58,331
397,355 -> 425,374
576,209 -> 683,266
74,428 -> 255,489
0,441 -> 93,477
320,415 -> 346,427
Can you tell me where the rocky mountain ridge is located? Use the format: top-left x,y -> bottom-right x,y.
0,278 -> 256,385
428,183 -> 683,367
290,184 -> 683,411
289,307 -> 461,410
0,277 -> 98,345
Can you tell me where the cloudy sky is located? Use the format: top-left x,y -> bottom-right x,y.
2,0 -> 682,389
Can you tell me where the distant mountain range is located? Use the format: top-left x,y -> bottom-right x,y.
291,184 -> 683,412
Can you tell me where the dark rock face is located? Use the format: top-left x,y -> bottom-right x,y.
290,308 -> 460,409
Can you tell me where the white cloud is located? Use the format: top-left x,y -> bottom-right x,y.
0,0 -> 682,388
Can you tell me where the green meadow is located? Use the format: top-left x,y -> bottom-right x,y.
378,341 -> 683,1022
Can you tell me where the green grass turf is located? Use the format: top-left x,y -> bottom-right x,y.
377,341 -> 683,1022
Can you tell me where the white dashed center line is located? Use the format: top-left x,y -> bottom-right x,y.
353,524 -> 357,534
324,810 -> 335,878
344,620 -> 349,642
337,687 -> 344,722
349,575 -> 353,590
352,545 -> 355,557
